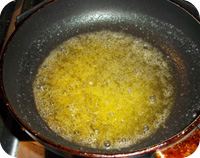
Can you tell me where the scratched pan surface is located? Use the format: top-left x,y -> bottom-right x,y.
1,0 -> 200,157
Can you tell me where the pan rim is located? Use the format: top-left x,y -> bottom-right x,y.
1,92 -> 200,157
1,0 -> 200,157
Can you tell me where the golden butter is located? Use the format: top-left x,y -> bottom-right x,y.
33,31 -> 176,150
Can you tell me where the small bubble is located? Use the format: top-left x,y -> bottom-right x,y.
107,80 -> 110,84
127,89 -> 131,93
149,95 -> 156,100
63,91 -> 66,95
110,112 -> 114,116
167,75 -> 172,80
143,125 -> 149,131
90,134 -> 94,138
143,44 -> 148,49
36,85 -> 43,90
71,114 -> 76,118
74,131 -> 79,135
105,101 -> 109,105
89,81 -> 93,85
63,52 -> 68,55
95,130 -> 99,134
92,119 -> 97,123
193,113 -> 197,118
164,90 -> 173,98
82,53 -> 86,56
121,138 -> 130,144
88,139 -> 92,143
104,140 -> 111,148
122,138 -> 126,143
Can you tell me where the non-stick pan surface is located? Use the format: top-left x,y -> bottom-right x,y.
1,0 -> 200,156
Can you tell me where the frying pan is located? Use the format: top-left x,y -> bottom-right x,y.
1,0 -> 200,157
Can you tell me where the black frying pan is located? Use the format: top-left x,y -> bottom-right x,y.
1,0 -> 200,157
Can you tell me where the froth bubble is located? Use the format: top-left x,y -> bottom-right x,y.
149,95 -> 156,100
143,125 -> 149,131
193,113 -> 197,118
104,140 -> 111,148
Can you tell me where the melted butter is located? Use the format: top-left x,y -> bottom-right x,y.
33,31 -> 176,149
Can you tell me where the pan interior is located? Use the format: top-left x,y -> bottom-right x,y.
3,0 -> 200,154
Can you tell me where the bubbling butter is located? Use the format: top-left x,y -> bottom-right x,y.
33,31 -> 176,150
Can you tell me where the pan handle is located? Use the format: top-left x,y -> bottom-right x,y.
0,0 -> 24,55
15,0 -> 54,27
0,0 -> 54,55
169,0 -> 200,21
153,123 -> 200,158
